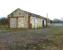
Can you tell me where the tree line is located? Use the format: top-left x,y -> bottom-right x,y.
0,17 -> 8,25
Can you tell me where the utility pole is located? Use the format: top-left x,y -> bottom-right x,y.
46,13 -> 48,27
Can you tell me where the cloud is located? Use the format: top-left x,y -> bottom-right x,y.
0,0 -> 63,19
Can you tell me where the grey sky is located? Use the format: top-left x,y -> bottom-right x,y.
0,0 -> 63,20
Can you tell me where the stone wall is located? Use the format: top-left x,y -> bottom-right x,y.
9,9 -> 29,28
30,16 -> 43,28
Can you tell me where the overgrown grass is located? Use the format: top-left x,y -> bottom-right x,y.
0,25 -> 63,50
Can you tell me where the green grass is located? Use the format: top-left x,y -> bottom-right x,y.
0,25 -> 63,50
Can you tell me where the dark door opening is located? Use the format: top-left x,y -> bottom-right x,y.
42,20 -> 45,28
42,20 -> 48,28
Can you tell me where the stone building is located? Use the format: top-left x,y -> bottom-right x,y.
8,8 -> 47,29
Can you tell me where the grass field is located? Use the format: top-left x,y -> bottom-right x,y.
0,26 -> 63,50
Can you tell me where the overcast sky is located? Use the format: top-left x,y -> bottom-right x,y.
0,0 -> 63,20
